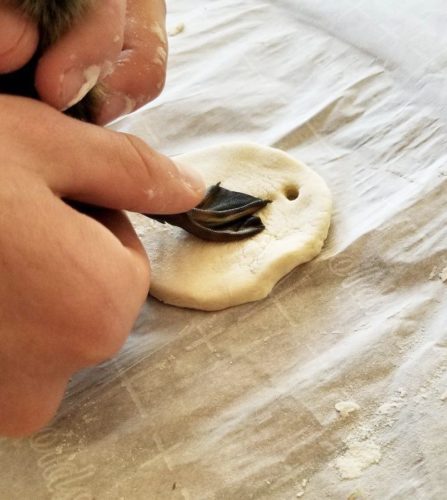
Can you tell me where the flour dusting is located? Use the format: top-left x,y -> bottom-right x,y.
335,440 -> 381,479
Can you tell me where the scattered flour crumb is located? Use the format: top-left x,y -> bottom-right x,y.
398,388 -> 407,398
376,401 -> 399,415
81,414 -> 97,424
296,479 -> 309,498
168,22 -> 185,37
429,266 -> 438,280
335,440 -> 381,479
347,490 -> 366,500
335,401 -> 360,418
295,478 -> 308,497
431,264 -> 447,281
440,391 -> 447,401
440,266 -> 447,282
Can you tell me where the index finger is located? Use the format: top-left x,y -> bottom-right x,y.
2,96 -> 205,214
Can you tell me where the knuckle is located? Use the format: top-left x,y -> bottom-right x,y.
149,60 -> 167,91
136,52 -> 167,102
57,241 -> 149,368
118,133 -> 156,184
148,72 -> 166,101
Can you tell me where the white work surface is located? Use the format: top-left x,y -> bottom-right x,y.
1,1 -> 447,498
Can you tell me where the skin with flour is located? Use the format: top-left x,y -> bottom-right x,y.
1,0 -> 169,123
131,142 -> 332,311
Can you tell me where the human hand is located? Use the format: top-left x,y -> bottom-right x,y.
0,0 -> 168,124
0,96 -> 204,436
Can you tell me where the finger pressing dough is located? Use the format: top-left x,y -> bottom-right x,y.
130,142 -> 332,311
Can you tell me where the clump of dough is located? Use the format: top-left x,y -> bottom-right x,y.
335,401 -> 360,418
168,22 -> 185,37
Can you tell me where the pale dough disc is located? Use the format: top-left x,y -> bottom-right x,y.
130,142 -> 332,311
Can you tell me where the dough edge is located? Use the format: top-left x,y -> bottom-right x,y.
143,142 -> 333,311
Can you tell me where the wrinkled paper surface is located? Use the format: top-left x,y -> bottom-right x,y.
1,1 -> 447,498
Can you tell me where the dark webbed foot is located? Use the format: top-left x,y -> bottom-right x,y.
145,183 -> 271,242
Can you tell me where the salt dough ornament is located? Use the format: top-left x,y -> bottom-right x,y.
131,142 -> 332,311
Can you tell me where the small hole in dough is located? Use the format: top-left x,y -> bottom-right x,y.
284,185 -> 299,201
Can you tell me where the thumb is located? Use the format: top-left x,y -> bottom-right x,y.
5,96 -> 205,214
0,4 -> 38,73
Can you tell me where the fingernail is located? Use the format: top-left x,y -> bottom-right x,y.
97,94 -> 135,125
60,65 -> 101,110
174,161 -> 206,196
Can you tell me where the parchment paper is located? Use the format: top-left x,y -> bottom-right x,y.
1,0 -> 446,498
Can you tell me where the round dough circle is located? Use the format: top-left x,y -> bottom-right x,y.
131,142 -> 332,311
